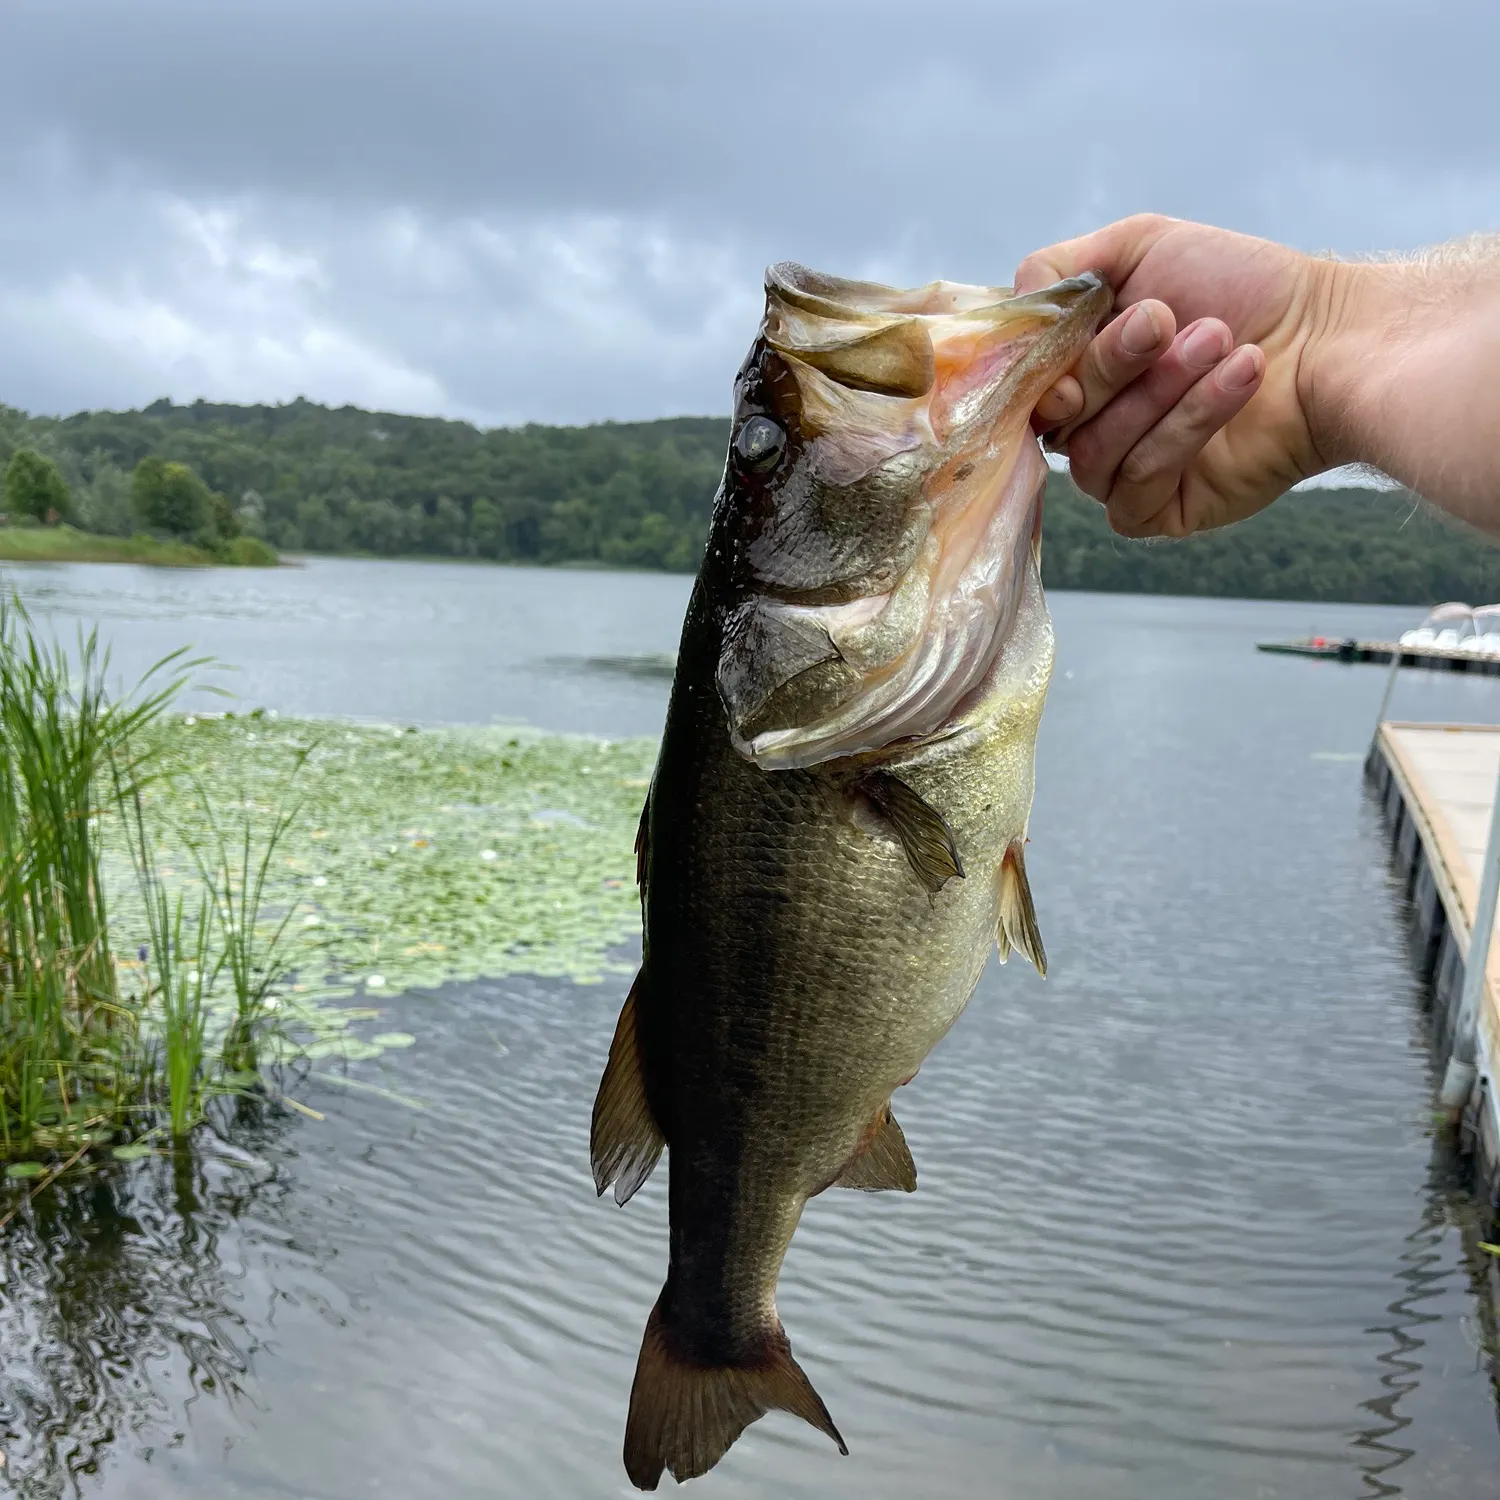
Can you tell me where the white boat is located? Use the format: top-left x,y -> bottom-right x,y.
1400,601 -> 1489,651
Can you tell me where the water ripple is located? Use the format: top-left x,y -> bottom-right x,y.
2,586 -> 1499,1498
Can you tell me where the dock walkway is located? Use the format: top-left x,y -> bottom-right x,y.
1368,723 -> 1500,1192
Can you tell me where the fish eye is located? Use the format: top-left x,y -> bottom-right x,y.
734,415 -> 786,473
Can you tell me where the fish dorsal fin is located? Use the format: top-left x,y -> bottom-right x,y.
835,1105 -> 917,1192
591,973 -> 666,1206
996,839 -> 1046,976
857,771 -> 964,894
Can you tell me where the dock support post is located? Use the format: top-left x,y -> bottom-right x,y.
1442,752 -> 1500,1117
1374,648 -> 1402,738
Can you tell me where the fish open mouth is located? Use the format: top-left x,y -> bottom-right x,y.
721,263 -> 1111,770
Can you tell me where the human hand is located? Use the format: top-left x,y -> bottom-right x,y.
1015,215 -> 1339,538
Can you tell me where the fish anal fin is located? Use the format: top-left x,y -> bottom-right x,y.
835,1105 -> 917,1192
591,973 -> 666,1206
624,1298 -> 846,1491
856,770 -> 964,894
997,838 -> 1046,977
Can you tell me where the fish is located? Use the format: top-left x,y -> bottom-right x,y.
591,260 -> 1110,1489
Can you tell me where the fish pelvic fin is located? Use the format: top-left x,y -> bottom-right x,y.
856,770 -> 964,894
623,1295 -> 847,1490
996,838 -> 1046,976
591,972 -> 666,1206
834,1104 -> 917,1192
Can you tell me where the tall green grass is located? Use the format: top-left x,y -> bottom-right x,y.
0,598 -> 300,1166
189,793 -> 305,1077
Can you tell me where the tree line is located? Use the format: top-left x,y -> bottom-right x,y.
1,420 -> 276,565
2,395 -> 1498,605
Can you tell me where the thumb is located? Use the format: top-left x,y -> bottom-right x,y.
1014,212 -> 1178,297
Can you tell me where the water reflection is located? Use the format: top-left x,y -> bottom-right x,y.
1354,1139 -> 1464,1496
1348,804 -> 1500,1498
542,652 -> 678,681
0,1109 -> 288,1499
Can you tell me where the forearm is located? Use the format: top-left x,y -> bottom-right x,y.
1307,243 -> 1500,531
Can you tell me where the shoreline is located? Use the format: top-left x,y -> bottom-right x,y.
0,525 -> 282,568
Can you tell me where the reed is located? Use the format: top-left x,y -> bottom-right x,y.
187,785 -> 307,1079
116,778 -> 213,1140
0,597 -> 300,1165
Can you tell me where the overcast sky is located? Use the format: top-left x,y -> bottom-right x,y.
3,0 -> 1497,427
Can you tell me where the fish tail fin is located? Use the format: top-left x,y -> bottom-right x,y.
623,1294 -> 847,1490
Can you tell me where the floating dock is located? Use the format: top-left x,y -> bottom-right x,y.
1367,723 -> 1500,1218
1262,638 -> 1500,675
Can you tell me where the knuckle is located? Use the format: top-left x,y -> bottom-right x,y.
1065,454 -> 1107,503
1107,504 -> 1154,539
1120,211 -> 1171,235
1117,444 -> 1164,489
1015,252 -> 1059,289
1063,427 -> 1101,480
1179,386 -> 1240,442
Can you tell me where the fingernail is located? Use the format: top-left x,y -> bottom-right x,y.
1182,321 -> 1230,370
1119,304 -> 1161,356
1036,386 -> 1071,421
1220,345 -> 1262,392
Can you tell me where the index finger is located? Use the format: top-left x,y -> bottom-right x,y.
1013,212 -> 1181,298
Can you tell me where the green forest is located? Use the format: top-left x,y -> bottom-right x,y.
2,396 -> 1498,605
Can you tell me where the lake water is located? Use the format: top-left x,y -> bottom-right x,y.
3,556 -> 1500,1499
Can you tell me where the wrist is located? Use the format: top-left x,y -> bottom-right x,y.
1295,258 -> 1407,476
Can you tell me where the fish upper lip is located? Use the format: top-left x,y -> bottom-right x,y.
759,268 -> 1112,440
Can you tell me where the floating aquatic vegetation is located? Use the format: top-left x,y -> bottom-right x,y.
101,716 -> 655,1044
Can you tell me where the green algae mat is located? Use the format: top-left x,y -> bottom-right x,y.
101,714 -> 655,1062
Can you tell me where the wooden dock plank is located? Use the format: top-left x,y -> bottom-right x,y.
1380,723 -> 1500,1068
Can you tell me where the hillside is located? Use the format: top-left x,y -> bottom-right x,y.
3,397 -> 1498,605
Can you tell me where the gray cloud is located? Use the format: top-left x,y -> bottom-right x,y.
2,0 -> 1497,423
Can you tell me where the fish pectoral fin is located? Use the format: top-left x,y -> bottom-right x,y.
996,839 -> 1047,977
624,1298 -> 846,1490
590,972 -> 666,1206
856,770 -> 964,894
835,1105 -> 917,1192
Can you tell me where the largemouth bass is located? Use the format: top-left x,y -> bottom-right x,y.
592,261 -> 1109,1489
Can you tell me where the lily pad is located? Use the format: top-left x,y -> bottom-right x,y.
5,1162 -> 45,1179
370,1032 -> 416,1049
93,718 -> 654,1044
111,1144 -> 155,1162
